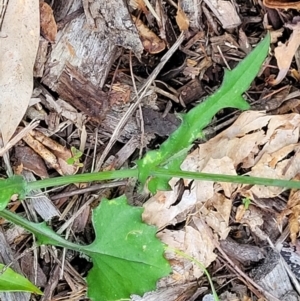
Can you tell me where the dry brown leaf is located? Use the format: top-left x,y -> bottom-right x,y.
0,0 -> 39,145
278,174 -> 300,244
158,218 -> 216,285
40,1 -> 57,42
132,15 -> 165,54
289,210 -> 300,244
176,8 -> 189,32
201,193 -> 232,240
237,205 -> 267,241
129,0 -> 148,14
22,132 -> 64,175
263,0 -> 300,9
270,22 -> 300,85
235,204 -> 247,222
22,129 -> 78,175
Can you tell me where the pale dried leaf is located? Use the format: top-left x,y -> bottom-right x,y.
236,205 -> 267,240
0,0 -> 39,145
270,22 -> 300,85
142,178 -> 198,229
248,144 -> 300,198
158,220 -> 216,284
176,8 -> 189,32
201,193 -> 232,240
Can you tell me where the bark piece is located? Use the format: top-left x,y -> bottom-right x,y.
20,252 -> 47,288
33,37 -> 49,78
23,171 -> 59,221
54,63 -> 109,123
52,0 -> 82,22
177,78 -> 205,105
82,0 -> 143,56
250,248 -> 295,299
203,0 -> 241,29
220,238 -> 265,265
42,13 -> 120,90
143,107 -> 180,137
14,145 -> 48,178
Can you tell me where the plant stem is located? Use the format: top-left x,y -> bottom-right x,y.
0,209 -> 84,252
27,166 -> 300,193
27,169 -> 139,191
152,168 -> 300,189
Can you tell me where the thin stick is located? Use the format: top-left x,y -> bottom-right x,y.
95,32 -> 185,171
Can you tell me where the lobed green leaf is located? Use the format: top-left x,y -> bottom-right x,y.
85,196 -> 171,301
0,196 -> 171,301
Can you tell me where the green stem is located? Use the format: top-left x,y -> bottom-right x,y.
27,166 -> 300,193
152,168 -> 300,189
27,169 -> 139,191
0,209 -> 84,252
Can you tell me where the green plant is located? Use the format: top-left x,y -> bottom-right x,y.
66,146 -> 83,167
0,263 -> 42,294
0,33 -> 289,300
242,197 -> 252,209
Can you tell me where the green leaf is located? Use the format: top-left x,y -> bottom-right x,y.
0,263 -> 42,294
137,33 -> 270,193
85,196 -> 171,301
0,176 -> 26,210
0,196 -> 171,301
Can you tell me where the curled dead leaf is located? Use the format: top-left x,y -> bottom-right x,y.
263,0 -> 300,9
22,129 -> 78,175
270,22 -> 300,85
132,15 -> 165,54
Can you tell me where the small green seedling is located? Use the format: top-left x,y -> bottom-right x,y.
66,146 -> 83,167
242,197 -> 252,210
0,34 -> 281,301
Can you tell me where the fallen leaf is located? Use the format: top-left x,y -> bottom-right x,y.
278,174 -> 300,244
129,0 -> 148,14
132,15 -> 165,54
263,0 -> 300,9
22,129 -> 78,175
0,0 -> 39,145
40,1 -> 57,42
270,22 -> 300,85
176,8 -> 189,32
158,218 -> 217,284
236,205 -> 267,241
201,193 -> 232,240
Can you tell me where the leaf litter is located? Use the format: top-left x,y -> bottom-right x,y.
2,0 -> 300,300
143,110 -> 300,286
